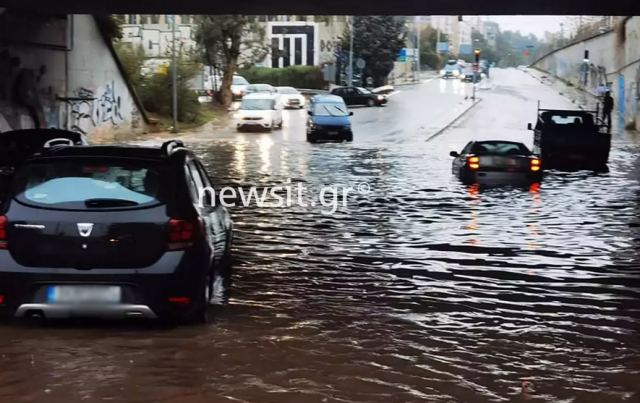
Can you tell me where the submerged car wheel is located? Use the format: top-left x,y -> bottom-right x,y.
344,132 -> 353,142
306,133 -> 316,143
180,271 -> 210,325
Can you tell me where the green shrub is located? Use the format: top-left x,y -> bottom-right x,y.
137,61 -> 201,124
238,66 -> 326,89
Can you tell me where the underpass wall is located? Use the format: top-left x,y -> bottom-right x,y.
0,12 -> 146,136
532,17 -> 640,130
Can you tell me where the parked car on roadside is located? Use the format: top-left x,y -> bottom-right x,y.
235,93 -> 283,131
307,95 -> 353,143
276,86 -> 306,109
0,138 -> 233,324
230,75 -> 250,100
245,84 -> 277,96
330,86 -> 386,107
450,140 -> 542,185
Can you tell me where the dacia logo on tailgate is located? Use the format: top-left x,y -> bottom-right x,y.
77,223 -> 94,237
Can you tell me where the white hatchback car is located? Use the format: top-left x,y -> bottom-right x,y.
235,93 -> 284,131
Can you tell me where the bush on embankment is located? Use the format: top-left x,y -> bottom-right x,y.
239,66 -> 326,89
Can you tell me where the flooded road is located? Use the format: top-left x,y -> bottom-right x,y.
1,68 -> 640,402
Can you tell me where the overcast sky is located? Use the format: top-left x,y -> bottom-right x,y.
481,16 -> 567,39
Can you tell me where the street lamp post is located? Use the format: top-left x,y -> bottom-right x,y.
171,14 -> 178,133
348,16 -> 354,86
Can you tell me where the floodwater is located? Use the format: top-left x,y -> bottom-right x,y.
1,69 -> 639,402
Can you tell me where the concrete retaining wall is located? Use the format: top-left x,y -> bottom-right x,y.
532,17 -> 640,130
0,13 -> 146,136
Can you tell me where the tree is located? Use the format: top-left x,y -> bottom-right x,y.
114,42 -> 146,87
341,16 -> 407,87
418,25 -> 449,69
194,16 -> 268,106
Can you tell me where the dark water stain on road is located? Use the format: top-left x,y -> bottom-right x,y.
1,71 -> 640,402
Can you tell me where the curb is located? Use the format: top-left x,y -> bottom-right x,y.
425,98 -> 483,142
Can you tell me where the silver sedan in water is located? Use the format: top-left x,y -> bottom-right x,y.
450,140 -> 543,185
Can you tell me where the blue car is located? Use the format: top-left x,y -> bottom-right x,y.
306,95 -> 354,143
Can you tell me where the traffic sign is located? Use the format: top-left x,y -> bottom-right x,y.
398,48 -> 407,62
436,42 -> 449,54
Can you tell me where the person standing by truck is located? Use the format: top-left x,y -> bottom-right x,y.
603,90 -> 614,131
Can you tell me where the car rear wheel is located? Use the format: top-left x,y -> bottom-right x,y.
180,271 -> 211,325
344,132 -> 353,142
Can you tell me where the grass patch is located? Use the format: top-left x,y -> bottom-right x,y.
148,104 -> 219,133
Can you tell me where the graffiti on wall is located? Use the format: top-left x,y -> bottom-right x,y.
60,82 -> 124,135
60,87 -> 96,135
94,82 -> 123,126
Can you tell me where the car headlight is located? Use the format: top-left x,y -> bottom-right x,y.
453,70 -> 460,76
377,95 -> 384,101
460,74 -> 466,79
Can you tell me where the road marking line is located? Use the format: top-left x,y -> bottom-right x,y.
425,99 -> 483,142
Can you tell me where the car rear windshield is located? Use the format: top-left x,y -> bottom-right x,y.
233,76 -> 249,85
472,142 -> 531,156
240,99 -> 274,110
313,103 -> 349,117
277,87 -> 298,94
13,158 -> 166,210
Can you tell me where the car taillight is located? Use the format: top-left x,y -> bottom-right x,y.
168,218 -> 202,250
0,215 -> 7,249
530,158 -> 541,172
467,156 -> 480,170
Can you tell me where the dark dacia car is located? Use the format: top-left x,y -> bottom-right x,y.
0,138 -> 233,324
330,86 -> 386,107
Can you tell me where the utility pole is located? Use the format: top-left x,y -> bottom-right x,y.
415,17 -> 421,83
171,14 -> 178,133
348,15 -> 354,86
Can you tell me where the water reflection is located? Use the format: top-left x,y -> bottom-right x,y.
1,72 -> 640,403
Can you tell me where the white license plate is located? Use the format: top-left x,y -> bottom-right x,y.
328,131 -> 339,135
47,286 -> 121,303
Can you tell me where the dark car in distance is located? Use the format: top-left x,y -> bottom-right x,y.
330,86 -> 386,107
450,140 -> 542,185
0,139 -> 233,324
307,95 -> 353,143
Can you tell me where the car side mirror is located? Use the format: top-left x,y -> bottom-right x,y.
527,123 -> 533,130
308,110 -> 313,116
449,151 -> 460,157
349,111 -> 354,116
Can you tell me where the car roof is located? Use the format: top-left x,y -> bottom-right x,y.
473,140 -> 527,146
311,94 -> 345,103
248,83 -> 273,88
242,92 -> 277,100
26,144 -> 192,162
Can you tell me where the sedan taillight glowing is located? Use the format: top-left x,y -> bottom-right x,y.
530,158 -> 541,171
467,156 -> 480,170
